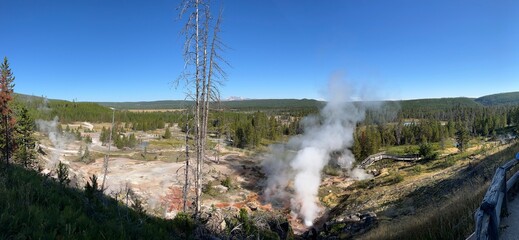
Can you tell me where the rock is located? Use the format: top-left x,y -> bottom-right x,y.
303,227 -> 318,240
327,211 -> 377,239
41,168 -> 51,175
219,219 -> 227,232
203,209 -> 226,234
324,221 -> 333,232
213,185 -> 228,193
247,201 -> 258,211
164,210 -> 178,219
337,213 -> 361,223
368,169 -> 380,176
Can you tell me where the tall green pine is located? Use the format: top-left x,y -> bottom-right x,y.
15,107 -> 36,167
455,124 -> 469,152
0,57 -> 16,165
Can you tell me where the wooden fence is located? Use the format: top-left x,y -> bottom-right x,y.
468,152 -> 519,240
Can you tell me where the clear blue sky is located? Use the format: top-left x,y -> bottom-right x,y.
1,0 -> 518,102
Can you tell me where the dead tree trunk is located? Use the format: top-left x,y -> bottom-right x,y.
183,121 -> 190,212
178,0 -> 227,216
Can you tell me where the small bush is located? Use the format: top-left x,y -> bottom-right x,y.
221,176 -> 233,189
435,157 -> 456,169
56,161 -> 70,186
410,165 -> 424,174
173,212 -> 195,236
419,142 -> 438,160
80,146 -> 93,163
84,174 -> 100,200
323,165 -> 342,176
202,181 -> 218,196
386,172 -> 404,184
355,179 -> 374,189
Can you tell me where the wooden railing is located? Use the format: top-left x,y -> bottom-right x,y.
469,152 -> 519,240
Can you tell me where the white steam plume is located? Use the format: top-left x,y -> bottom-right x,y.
36,116 -> 75,168
263,77 -> 372,227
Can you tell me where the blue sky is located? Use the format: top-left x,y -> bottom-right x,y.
1,0 -> 518,102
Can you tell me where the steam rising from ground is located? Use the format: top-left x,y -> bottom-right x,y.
36,117 -> 75,168
263,78 -> 372,227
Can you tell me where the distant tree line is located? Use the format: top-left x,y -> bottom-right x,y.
99,126 -> 138,150
354,105 -> 519,161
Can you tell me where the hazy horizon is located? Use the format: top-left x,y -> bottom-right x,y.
15,90 -> 517,103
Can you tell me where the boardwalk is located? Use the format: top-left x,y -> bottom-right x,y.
500,195 -> 519,239
359,152 -> 422,168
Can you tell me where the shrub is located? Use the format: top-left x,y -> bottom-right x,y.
56,161 -> 70,185
221,176 -> 233,189
84,174 -> 100,200
173,212 -> 195,236
387,172 -> 404,184
323,164 -> 342,176
355,179 -> 374,189
419,142 -> 438,160
202,181 -> 218,196
411,165 -> 424,174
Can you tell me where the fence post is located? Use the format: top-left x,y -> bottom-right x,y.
503,178 -> 508,217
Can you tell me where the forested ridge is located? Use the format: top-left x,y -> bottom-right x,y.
475,91 -> 519,106
13,92 -> 519,160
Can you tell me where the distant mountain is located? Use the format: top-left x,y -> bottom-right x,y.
96,96 -> 508,111
98,98 -> 324,110
475,92 -> 519,106
221,98 -> 324,110
18,91 -> 519,112
225,96 -> 250,101
398,97 -> 481,111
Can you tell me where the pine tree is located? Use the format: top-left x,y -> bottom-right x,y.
0,57 -> 16,165
100,127 -> 109,145
128,133 -> 137,149
164,127 -> 172,139
81,145 -> 91,163
15,107 -> 36,167
455,124 -> 469,152
352,132 -> 362,161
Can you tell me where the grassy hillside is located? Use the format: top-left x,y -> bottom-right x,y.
0,165 -> 191,239
475,91 -> 519,106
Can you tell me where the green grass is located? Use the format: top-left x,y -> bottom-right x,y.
385,171 -> 404,185
359,142 -> 519,240
361,184 -> 487,240
149,138 -> 185,149
0,164 -> 192,239
385,145 -> 419,155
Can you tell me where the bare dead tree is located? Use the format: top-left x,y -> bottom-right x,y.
177,0 -> 227,216
182,105 -> 191,212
